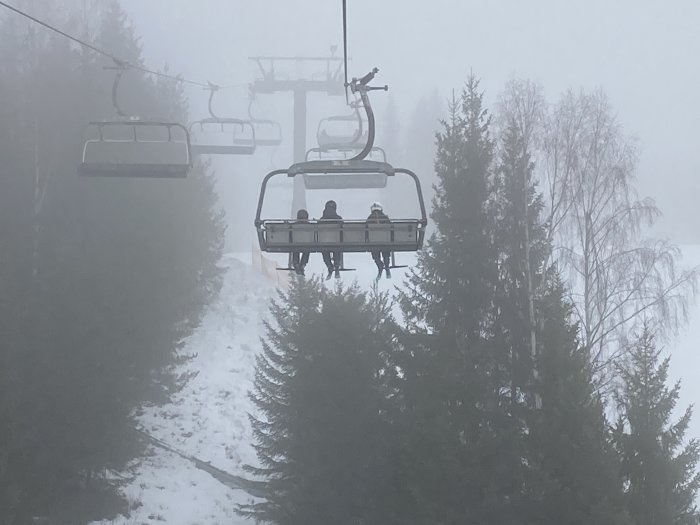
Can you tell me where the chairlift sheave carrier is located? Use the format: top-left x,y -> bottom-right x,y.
78,62 -> 193,178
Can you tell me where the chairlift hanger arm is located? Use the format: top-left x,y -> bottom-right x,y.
106,61 -> 129,118
346,68 -> 388,161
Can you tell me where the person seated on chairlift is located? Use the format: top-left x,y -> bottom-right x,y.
291,209 -> 310,276
367,201 -> 392,279
320,200 -> 342,279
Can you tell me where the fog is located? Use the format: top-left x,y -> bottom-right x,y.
2,1 -> 699,520
121,0 -> 700,247
120,0 -> 700,452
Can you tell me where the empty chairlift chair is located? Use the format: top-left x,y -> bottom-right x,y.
79,120 -> 192,178
190,118 -> 256,156
78,63 -> 193,178
234,118 -> 281,148
316,105 -> 367,150
305,145 -> 387,164
233,96 -> 283,148
189,83 -> 257,156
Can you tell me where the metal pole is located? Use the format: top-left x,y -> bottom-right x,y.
292,86 -> 307,215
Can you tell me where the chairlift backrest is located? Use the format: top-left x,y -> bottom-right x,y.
79,120 -> 192,178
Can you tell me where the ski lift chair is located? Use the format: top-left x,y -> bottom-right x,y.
255,160 -> 427,262
316,106 -> 367,150
189,118 -> 256,156
79,120 -> 192,178
305,145 -> 387,164
231,93 -> 283,148
233,118 -> 281,148
79,64 -> 193,178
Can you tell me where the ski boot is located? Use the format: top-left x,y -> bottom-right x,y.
375,262 -> 384,281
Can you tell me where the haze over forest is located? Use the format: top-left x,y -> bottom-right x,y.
1,1 -> 699,523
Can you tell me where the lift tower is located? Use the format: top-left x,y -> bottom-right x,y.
249,56 -> 345,215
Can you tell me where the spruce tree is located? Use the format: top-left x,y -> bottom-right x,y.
614,326 -> 700,525
241,280 -> 401,525
396,75 -> 505,524
526,278 -> 631,525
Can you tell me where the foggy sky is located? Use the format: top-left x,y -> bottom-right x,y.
121,0 -> 699,239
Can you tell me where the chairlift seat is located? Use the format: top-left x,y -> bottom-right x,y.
260,220 -> 423,252
190,118 -> 256,156
236,119 -> 282,147
79,121 -> 192,178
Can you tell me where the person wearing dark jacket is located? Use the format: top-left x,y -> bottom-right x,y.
291,208 -> 310,276
320,200 -> 342,279
367,202 -> 392,278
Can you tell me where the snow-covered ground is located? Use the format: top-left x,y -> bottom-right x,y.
92,252 -> 411,525
94,245 -> 700,524
92,254 -> 273,524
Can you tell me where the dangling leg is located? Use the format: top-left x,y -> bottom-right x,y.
333,251 -> 342,279
322,251 -> 333,280
382,251 -> 391,279
371,251 -> 384,279
299,252 -> 310,276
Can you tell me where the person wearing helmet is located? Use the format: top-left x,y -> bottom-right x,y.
367,202 -> 392,278
291,208 -> 310,276
320,200 -> 342,279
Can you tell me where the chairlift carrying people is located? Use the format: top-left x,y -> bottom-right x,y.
254,69 -> 427,277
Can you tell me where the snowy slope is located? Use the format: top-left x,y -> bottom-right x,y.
92,254 -> 274,524
92,251 -> 414,525
93,244 -> 700,523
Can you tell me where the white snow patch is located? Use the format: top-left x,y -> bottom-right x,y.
92,254 -> 274,525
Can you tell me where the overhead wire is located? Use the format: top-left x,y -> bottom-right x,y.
342,0 -> 349,104
0,0 -> 242,89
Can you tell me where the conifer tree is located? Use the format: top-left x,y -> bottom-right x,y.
396,75 -> 507,524
241,280 -> 401,525
614,326 -> 700,525
0,1 -> 225,521
526,278 -> 631,525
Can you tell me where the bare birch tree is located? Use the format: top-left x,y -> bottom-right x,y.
541,89 -> 696,373
498,82 -> 696,381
